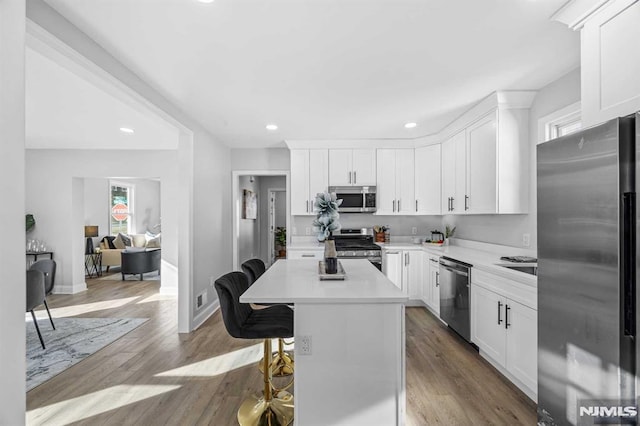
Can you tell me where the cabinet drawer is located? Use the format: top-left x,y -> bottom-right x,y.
472,269 -> 536,310
288,249 -> 323,260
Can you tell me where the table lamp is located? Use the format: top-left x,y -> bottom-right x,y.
84,225 -> 98,254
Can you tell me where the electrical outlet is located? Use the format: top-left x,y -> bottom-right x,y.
196,291 -> 207,309
411,227 -> 417,235
522,233 -> 531,247
196,294 -> 203,309
299,335 -> 312,355
305,227 -> 311,236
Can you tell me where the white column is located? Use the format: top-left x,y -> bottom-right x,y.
0,0 -> 27,423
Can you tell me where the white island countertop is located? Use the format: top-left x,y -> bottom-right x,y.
240,259 -> 408,304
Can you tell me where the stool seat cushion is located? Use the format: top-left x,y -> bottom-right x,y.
215,271 -> 293,340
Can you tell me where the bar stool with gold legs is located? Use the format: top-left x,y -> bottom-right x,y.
242,259 -> 295,377
215,271 -> 294,426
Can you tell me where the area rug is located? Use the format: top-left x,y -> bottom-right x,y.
26,317 -> 148,391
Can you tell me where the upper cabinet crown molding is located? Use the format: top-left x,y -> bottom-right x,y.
551,0 -> 614,30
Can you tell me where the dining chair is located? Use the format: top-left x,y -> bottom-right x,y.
26,269 -> 56,349
30,259 -> 56,295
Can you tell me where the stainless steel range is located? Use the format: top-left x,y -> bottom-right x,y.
333,229 -> 382,270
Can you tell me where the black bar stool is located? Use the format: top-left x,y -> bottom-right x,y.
242,258 -> 294,377
215,271 -> 294,426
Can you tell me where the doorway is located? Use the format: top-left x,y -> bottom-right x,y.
232,171 -> 290,270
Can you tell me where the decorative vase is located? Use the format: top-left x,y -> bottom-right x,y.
444,238 -> 450,246
324,240 -> 338,274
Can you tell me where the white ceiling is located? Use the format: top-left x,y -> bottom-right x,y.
26,46 -> 180,150
41,0 -> 580,149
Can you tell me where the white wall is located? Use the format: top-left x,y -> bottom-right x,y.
445,68 -> 581,250
28,0 -> 232,331
26,150 -> 179,295
0,0 -> 27,422
231,148 -> 290,171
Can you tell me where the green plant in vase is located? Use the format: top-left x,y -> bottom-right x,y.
275,227 -> 287,257
445,224 -> 456,245
313,192 -> 342,242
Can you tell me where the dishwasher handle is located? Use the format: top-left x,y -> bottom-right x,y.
439,263 -> 469,277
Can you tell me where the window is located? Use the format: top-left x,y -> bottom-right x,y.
110,181 -> 134,235
539,101 -> 582,143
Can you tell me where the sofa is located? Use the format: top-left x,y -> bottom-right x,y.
99,232 -> 161,271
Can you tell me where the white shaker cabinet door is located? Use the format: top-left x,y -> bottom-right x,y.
466,113 -> 497,214
382,249 -> 403,292
376,149 -> 397,215
308,149 -> 329,213
351,149 -> 376,186
471,284 -> 506,366
505,299 -> 537,393
328,149 -> 353,186
415,144 -> 441,215
290,149 -> 311,215
395,149 -> 415,215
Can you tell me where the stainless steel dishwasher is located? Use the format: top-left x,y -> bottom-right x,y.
438,256 -> 472,342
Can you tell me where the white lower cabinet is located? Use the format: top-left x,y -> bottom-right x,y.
471,269 -> 537,400
423,254 -> 440,315
382,248 -> 421,301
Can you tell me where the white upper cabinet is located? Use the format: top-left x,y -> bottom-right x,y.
441,130 -> 465,214
290,149 -> 328,216
466,112 -> 497,214
415,144 -> 441,214
376,149 -> 415,215
575,0 -> 640,126
328,149 -> 376,186
440,103 -> 530,215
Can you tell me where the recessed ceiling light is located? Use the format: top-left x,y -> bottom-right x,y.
197,0 -> 214,3
119,127 -> 135,134
404,122 -> 417,129
266,124 -> 278,131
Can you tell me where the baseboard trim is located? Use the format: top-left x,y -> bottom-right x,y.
192,299 -> 220,331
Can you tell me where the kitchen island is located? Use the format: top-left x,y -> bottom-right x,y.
240,259 -> 408,426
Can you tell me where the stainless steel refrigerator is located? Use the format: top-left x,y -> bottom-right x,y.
537,113 -> 638,425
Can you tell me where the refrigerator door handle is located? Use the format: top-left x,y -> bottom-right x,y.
623,192 -> 636,337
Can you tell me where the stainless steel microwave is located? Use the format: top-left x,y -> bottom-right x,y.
328,186 -> 377,213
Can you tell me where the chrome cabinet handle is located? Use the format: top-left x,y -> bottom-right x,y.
404,252 -> 409,266
354,171 -> 357,184
386,251 -> 400,254
393,200 -> 396,212
465,195 -> 469,211
498,301 -> 503,325
435,272 -> 439,286
301,254 -> 315,258
398,200 -> 401,212
450,197 -> 454,211
416,200 -> 418,212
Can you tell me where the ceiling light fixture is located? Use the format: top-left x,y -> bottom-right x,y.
197,0 -> 214,3
404,122 -> 417,129
266,124 -> 278,131
119,127 -> 135,134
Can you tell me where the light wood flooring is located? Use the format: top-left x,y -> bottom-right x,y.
27,273 -> 536,425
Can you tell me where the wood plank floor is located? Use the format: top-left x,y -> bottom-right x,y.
26,274 -> 536,425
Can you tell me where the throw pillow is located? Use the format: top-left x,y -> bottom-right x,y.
113,233 -> 126,249
101,236 -> 116,249
146,233 -> 161,248
119,233 -> 132,247
132,234 -> 147,248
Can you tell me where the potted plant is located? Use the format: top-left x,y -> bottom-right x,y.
275,227 -> 287,258
445,224 -> 456,245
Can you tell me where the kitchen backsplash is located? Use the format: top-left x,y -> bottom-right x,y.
291,214 -> 444,238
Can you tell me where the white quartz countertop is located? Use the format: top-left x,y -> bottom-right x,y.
240,259 -> 408,304
377,241 -> 537,287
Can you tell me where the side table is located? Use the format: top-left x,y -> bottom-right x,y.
26,251 -> 54,268
85,252 -> 102,278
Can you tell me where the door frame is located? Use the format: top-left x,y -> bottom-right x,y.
232,170 -> 290,270
267,187 -> 286,266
